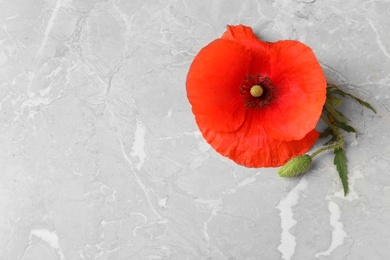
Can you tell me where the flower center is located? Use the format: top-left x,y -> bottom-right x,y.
250,85 -> 264,97
240,74 -> 275,109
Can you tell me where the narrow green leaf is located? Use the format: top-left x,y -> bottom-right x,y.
326,84 -> 339,91
337,123 -> 357,137
328,88 -> 345,95
327,85 -> 376,114
325,103 -> 348,123
327,88 -> 346,97
319,127 -> 332,138
348,95 -> 377,114
334,148 -> 348,196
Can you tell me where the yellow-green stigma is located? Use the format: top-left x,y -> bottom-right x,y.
240,74 -> 275,109
250,85 -> 264,98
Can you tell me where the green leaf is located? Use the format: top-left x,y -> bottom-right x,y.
327,88 -> 346,97
325,103 -> 348,123
327,97 -> 343,107
348,95 -> 377,114
319,127 -> 332,138
334,148 -> 348,196
326,85 -> 376,114
326,86 -> 345,97
337,123 -> 357,137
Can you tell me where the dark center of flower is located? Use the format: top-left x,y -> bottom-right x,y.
240,74 -> 275,109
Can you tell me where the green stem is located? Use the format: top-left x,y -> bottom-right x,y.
311,114 -> 346,158
321,114 -> 335,129
321,114 -> 345,144
310,145 -> 337,158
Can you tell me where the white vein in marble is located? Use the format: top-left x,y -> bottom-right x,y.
276,177 -> 308,260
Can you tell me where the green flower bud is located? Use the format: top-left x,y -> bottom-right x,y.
327,97 -> 343,107
278,155 -> 312,177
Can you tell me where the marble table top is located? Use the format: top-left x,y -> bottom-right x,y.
1,0 -> 389,259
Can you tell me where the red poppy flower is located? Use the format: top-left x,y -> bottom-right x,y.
186,25 -> 326,167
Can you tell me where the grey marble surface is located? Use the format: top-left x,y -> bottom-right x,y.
1,0 -> 390,259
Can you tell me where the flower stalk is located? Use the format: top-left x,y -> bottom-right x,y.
310,145 -> 336,159
310,114 -> 345,159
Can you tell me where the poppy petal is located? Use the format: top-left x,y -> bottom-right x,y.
261,40 -> 326,141
221,24 -> 258,41
200,110 -> 320,167
186,39 -> 251,132
222,25 -> 272,76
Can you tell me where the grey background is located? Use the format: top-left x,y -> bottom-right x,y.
1,0 -> 389,259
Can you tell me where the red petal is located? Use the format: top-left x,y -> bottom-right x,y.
200,110 -> 320,167
222,24 -> 258,41
186,39 -> 251,132
222,25 -> 272,76
261,40 -> 326,141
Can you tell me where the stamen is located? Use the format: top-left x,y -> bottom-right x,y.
250,85 -> 264,97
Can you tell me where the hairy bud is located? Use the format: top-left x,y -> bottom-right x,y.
278,155 -> 312,177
